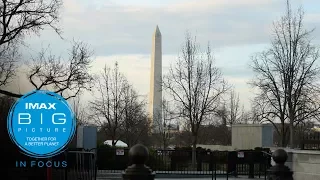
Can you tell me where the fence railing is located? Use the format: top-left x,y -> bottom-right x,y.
51,150 -> 97,180
300,132 -> 320,150
97,147 -> 271,178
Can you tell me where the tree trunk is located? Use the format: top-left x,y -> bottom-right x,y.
163,138 -> 166,150
281,134 -> 286,147
289,118 -> 294,148
222,116 -> 227,126
192,135 -> 197,169
280,126 -> 286,147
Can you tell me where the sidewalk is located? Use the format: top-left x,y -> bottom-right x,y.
155,179 -> 263,180
98,178 -> 264,180
97,173 -> 265,180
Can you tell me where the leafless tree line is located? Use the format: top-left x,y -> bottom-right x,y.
214,89 -> 260,126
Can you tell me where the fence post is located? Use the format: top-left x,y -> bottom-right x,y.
248,151 -> 254,178
267,149 -> 293,180
170,151 -> 176,171
122,144 -> 155,180
197,152 -> 202,171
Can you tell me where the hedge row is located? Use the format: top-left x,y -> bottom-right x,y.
96,145 -> 271,170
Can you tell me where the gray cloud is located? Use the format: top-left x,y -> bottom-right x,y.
219,66 -> 253,78
6,0 -> 320,111
21,0 -> 320,57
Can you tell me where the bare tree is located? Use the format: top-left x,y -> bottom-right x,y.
227,89 -> 241,125
250,0 -> 320,147
0,41 -> 17,88
0,0 -> 62,90
173,129 -> 192,147
248,103 -> 261,124
90,62 -> 128,146
0,41 -> 93,99
152,98 -> 177,149
0,0 -> 61,46
122,112 -> 150,148
122,85 -> 150,147
216,103 -> 228,126
71,96 -> 88,127
237,105 -> 249,124
216,89 -> 245,125
163,32 -> 228,167
197,123 -> 231,145
0,0 -> 92,100
90,62 -> 149,147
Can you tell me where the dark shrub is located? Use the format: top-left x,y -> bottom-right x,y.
171,147 -> 192,163
96,145 -> 167,171
197,148 -> 212,163
212,150 -> 228,163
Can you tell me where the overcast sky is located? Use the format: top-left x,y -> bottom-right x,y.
13,0 -> 320,110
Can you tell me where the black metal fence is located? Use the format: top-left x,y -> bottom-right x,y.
97,147 -> 271,178
300,131 -> 320,150
51,150 -> 97,180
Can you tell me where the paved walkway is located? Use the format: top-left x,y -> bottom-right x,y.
97,176 -> 265,180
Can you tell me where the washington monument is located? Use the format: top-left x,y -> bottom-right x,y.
148,25 -> 162,132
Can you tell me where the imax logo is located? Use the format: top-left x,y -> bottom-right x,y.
25,103 -> 56,110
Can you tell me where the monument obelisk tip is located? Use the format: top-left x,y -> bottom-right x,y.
154,25 -> 161,36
